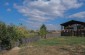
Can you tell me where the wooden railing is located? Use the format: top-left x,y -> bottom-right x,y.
61,29 -> 85,36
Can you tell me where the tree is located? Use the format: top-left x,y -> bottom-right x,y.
0,22 -> 11,50
0,21 -> 37,50
39,24 -> 47,39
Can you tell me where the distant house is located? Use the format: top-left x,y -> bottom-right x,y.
60,20 -> 85,36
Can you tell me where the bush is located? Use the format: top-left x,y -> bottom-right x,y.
0,21 -> 36,50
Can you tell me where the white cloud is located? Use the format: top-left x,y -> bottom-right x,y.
7,8 -> 11,12
14,0 -> 83,30
5,2 -> 9,6
15,0 -> 83,21
69,11 -> 85,19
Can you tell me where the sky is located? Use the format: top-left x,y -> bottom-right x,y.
0,0 -> 85,30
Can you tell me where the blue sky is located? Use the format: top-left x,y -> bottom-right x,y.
0,0 -> 85,30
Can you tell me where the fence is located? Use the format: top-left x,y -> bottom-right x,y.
46,33 -> 61,38
20,36 -> 40,45
0,36 -> 40,51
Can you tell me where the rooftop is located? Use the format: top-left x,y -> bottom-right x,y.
60,20 -> 85,26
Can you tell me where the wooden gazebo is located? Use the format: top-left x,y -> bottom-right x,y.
61,20 -> 85,36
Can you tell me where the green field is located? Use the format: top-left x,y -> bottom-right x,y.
31,37 -> 85,46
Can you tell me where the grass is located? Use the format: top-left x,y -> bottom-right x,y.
18,37 -> 85,55
1,37 -> 85,55
31,37 -> 85,46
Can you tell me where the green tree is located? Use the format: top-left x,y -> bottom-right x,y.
39,24 -> 47,39
0,21 -> 37,50
0,22 -> 11,50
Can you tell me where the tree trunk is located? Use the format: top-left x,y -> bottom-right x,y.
44,34 -> 46,39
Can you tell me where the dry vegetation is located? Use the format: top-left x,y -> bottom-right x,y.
1,45 -> 85,55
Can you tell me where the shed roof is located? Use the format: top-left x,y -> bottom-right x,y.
60,20 -> 85,26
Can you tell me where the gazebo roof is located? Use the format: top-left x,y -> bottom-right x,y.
60,20 -> 85,26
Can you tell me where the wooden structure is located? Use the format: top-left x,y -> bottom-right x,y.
61,20 -> 85,36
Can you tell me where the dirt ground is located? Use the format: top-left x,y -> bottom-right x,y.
1,45 -> 85,55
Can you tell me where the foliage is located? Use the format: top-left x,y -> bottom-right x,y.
39,24 -> 47,39
0,21 -> 36,50
0,22 -> 11,50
